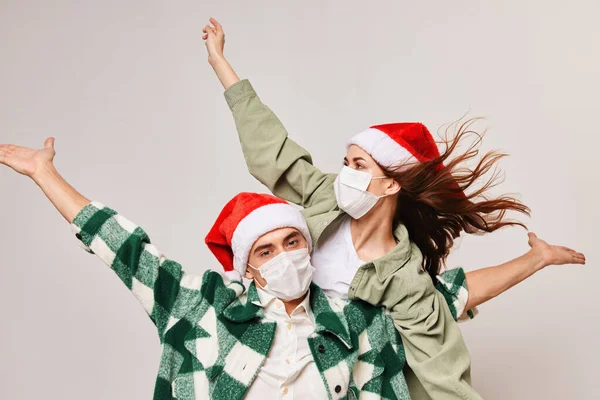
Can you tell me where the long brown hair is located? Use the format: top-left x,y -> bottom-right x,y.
383,118 -> 530,281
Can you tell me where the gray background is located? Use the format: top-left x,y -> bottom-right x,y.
1,1 -> 598,398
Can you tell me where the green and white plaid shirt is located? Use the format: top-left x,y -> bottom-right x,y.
70,201 -> 472,400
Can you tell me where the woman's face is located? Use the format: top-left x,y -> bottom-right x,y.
344,145 -> 398,196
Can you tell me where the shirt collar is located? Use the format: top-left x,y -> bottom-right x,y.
253,285 -> 314,321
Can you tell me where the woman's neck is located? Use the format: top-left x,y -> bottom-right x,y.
349,198 -> 397,262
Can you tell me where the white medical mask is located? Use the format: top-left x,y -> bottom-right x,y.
334,166 -> 389,219
247,248 -> 315,301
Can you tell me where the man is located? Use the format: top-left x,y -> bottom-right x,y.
70,192 -> 412,399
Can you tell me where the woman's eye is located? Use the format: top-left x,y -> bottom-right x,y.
356,164 -> 365,169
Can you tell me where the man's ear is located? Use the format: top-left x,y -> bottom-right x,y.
245,266 -> 254,280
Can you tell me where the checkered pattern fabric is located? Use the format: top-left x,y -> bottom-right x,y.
436,268 -> 479,321
70,201 -> 409,399
71,201 -> 472,399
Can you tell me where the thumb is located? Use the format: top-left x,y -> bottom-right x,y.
527,232 -> 537,247
44,137 -> 55,149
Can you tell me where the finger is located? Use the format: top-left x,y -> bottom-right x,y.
211,17 -> 223,33
573,255 -> 585,264
202,34 -> 208,40
0,144 -> 17,154
527,232 -> 537,240
0,150 -> 15,165
559,246 -> 575,253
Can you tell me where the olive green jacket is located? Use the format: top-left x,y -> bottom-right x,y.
223,79 -> 482,400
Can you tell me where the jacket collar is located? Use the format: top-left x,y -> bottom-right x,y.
222,281 -> 265,322
222,280 -> 353,349
370,222 -> 414,281
308,283 -> 353,349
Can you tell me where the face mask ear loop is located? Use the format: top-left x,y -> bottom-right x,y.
247,263 -> 268,289
371,175 -> 393,199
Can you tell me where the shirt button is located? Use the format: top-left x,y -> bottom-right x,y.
286,323 -> 292,330
285,359 -> 291,364
335,385 -> 342,393
282,387 -> 289,395
275,301 -> 282,308
318,344 -> 325,353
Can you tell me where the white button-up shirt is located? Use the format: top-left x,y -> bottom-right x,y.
244,288 -> 329,399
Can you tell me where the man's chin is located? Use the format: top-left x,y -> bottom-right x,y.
284,291 -> 309,303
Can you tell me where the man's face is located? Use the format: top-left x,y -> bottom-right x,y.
245,227 -> 308,287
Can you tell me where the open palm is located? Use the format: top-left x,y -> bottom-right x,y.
0,137 -> 56,178
528,232 -> 586,267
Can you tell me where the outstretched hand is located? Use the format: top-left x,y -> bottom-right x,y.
0,137 -> 56,179
202,17 -> 225,63
528,232 -> 586,269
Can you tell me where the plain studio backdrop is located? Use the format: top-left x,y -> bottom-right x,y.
1,1 -> 598,399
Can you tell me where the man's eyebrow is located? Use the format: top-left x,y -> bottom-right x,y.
283,231 -> 300,242
353,157 -> 366,162
253,243 -> 274,255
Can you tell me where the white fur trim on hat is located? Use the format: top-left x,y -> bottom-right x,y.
231,203 -> 312,275
347,128 -> 418,168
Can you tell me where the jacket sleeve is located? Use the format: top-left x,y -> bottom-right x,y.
389,263 -> 483,400
224,79 -> 336,208
70,200 -> 207,342
436,268 -> 479,322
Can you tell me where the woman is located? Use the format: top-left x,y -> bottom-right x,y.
202,17 -> 586,399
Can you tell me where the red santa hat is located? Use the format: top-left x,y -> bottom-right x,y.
348,122 -> 466,197
347,122 -> 441,168
205,192 -> 312,280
